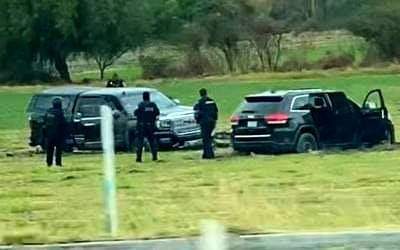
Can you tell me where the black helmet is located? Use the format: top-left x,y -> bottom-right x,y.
52,97 -> 62,109
143,91 -> 150,101
199,88 -> 207,97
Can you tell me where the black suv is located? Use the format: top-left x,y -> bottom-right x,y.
231,89 -> 395,153
27,86 -> 95,151
27,87 -> 201,151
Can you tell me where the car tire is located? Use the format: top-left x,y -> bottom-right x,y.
236,150 -> 251,155
124,131 -> 136,152
63,145 -> 74,153
232,145 -> 251,155
383,127 -> 395,146
296,133 -> 318,153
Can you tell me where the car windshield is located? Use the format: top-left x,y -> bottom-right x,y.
235,96 -> 283,115
27,95 -> 72,113
120,91 -> 176,113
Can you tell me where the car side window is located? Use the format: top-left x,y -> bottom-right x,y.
105,99 -> 117,111
310,95 -> 329,108
291,95 -> 310,111
363,91 -> 382,110
104,96 -> 123,111
77,97 -> 105,118
329,93 -> 352,115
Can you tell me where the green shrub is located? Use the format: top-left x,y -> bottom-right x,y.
317,53 -> 355,70
280,58 -> 313,72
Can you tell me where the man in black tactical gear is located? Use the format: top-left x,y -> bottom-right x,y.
106,73 -> 125,88
194,88 -> 218,159
43,97 -> 66,167
134,91 -> 160,163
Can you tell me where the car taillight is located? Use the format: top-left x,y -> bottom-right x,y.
230,115 -> 240,125
265,113 -> 289,125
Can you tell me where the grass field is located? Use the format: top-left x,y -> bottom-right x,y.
1,70 -> 400,244
1,149 -> 400,244
281,33 -> 367,65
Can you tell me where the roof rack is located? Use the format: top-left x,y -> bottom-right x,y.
246,88 -> 327,98
286,88 -> 324,93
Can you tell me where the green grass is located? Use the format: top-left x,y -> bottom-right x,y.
1,149 -> 400,244
0,92 -> 33,130
282,37 -> 367,65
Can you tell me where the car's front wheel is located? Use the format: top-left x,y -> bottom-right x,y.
296,133 -> 318,153
382,127 -> 395,146
123,131 -> 136,152
63,145 -> 74,153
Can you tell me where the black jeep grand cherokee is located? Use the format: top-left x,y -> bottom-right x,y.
231,89 -> 395,153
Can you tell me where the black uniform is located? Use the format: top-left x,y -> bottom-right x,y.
194,96 -> 218,159
134,101 -> 160,162
43,100 -> 66,167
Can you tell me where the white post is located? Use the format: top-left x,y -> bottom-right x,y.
100,105 -> 118,237
199,220 -> 227,250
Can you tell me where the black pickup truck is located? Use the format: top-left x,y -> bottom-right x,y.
27,87 -> 201,151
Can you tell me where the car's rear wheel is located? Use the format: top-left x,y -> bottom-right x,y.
296,133 -> 318,153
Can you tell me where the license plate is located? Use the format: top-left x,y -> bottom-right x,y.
247,121 -> 258,128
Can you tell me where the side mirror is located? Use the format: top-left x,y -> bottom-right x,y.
74,112 -> 82,122
113,111 -> 121,119
173,98 -> 181,105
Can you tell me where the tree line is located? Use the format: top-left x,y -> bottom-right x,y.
1,0 -> 399,82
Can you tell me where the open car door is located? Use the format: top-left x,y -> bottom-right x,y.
362,89 -> 388,119
361,89 -> 392,143
73,95 -> 127,149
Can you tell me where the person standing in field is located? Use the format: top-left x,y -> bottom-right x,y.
134,91 -> 160,163
43,97 -> 66,167
194,88 -> 218,159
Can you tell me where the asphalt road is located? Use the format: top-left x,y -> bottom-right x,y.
2,231 -> 400,250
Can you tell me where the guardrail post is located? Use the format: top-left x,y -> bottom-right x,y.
199,220 -> 227,250
101,105 -> 118,237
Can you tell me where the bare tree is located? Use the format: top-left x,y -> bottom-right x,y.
91,49 -> 128,80
248,17 -> 286,71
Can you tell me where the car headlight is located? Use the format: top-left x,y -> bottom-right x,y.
158,119 -> 173,129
